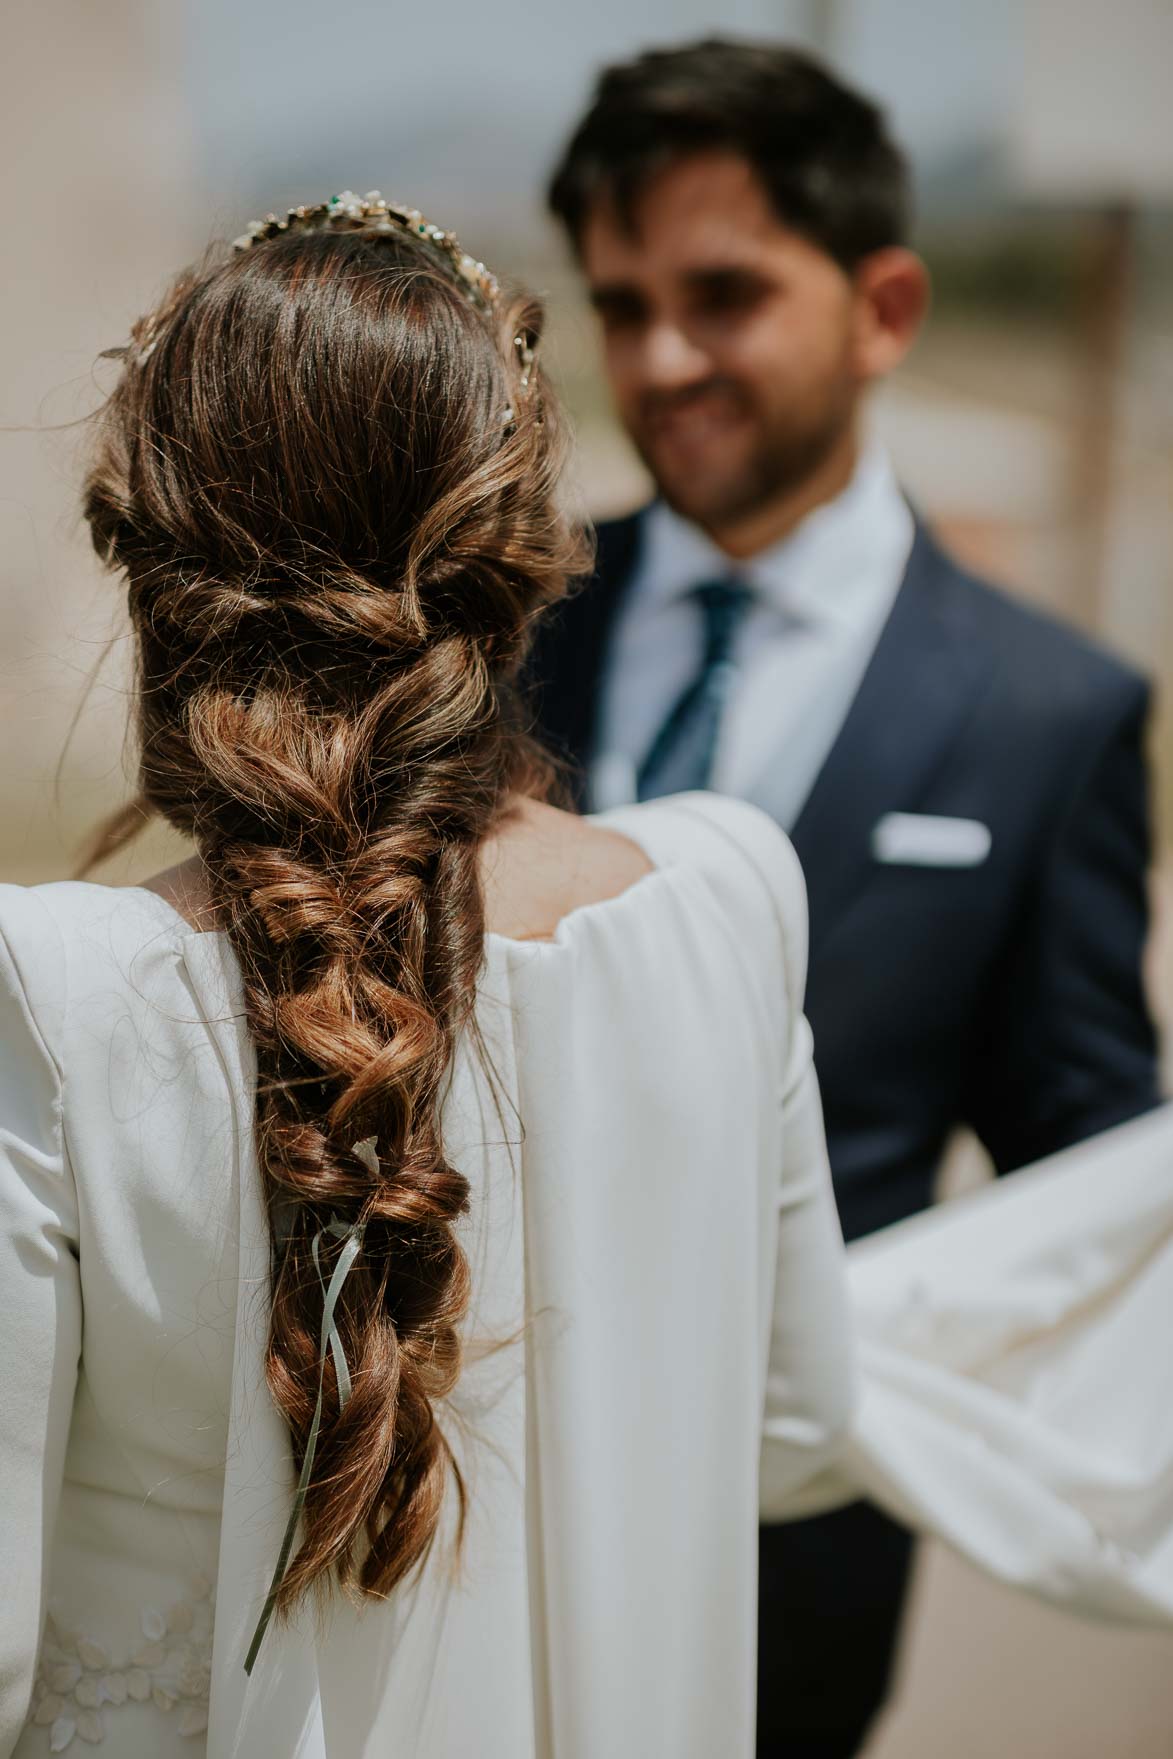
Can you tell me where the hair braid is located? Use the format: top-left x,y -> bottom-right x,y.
82,221 -> 587,1605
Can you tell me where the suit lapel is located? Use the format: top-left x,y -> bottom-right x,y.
790,524 -> 996,962
528,509 -> 644,804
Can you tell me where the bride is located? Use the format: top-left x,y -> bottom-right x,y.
1,194 -> 1170,1759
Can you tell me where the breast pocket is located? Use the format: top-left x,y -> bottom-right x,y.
872,812 -> 992,870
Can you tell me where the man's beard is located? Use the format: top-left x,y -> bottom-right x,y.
636,380 -> 856,533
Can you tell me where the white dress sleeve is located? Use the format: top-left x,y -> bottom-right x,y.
837,1105 -> 1173,1624
743,824 -> 856,1516
595,794 -> 1173,1629
0,895 -> 82,1755
758,1050 -> 1173,1626
642,796 -> 857,1515
759,1016 -> 857,1513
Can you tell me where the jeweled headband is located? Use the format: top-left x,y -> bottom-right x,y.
232,189 -> 501,312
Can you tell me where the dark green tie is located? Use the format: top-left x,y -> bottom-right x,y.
637,579 -> 752,800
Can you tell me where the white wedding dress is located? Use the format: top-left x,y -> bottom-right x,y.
1,793 -> 1171,1759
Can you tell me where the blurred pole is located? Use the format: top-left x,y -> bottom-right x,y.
802,0 -> 843,58
1071,202 -> 1135,631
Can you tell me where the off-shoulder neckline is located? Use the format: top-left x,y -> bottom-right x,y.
33,796 -> 749,954
121,844 -> 674,954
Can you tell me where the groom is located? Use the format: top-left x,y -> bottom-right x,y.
531,39 -> 1162,1759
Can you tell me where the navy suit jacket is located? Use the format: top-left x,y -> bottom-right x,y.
528,509 -> 1162,1241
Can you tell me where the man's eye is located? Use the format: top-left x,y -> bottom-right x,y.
593,298 -> 647,332
693,276 -> 767,315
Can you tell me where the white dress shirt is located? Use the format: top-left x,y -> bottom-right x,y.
591,443 -> 915,828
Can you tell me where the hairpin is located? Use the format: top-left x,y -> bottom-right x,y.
233,190 -> 501,312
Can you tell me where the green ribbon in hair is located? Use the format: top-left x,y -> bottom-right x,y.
243,1136 -> 379,1675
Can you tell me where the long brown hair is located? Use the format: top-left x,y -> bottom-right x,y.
83,218 -> 586,1608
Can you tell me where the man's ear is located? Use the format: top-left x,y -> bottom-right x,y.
851,248 -> 930,380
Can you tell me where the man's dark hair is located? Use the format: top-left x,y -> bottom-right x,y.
548,38 -> 911,271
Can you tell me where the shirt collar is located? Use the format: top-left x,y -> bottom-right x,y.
638,440 -> 913,633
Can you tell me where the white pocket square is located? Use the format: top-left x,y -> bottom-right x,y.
872,812 -> 992,868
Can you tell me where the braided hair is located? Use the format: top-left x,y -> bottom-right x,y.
83,220 -> 586,1607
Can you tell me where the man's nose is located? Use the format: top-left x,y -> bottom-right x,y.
638,321 -> 713,393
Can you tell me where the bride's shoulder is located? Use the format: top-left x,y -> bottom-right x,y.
598,793 -> 809,990
0,878 -> 187,1021
0,875 -> 181,943
605,793 -> 804,922
480,797 -> 655,943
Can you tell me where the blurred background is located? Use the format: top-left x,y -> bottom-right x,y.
2,0 -> 1172,1749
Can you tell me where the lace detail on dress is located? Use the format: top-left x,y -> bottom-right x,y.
28,1578 -> 215,1750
